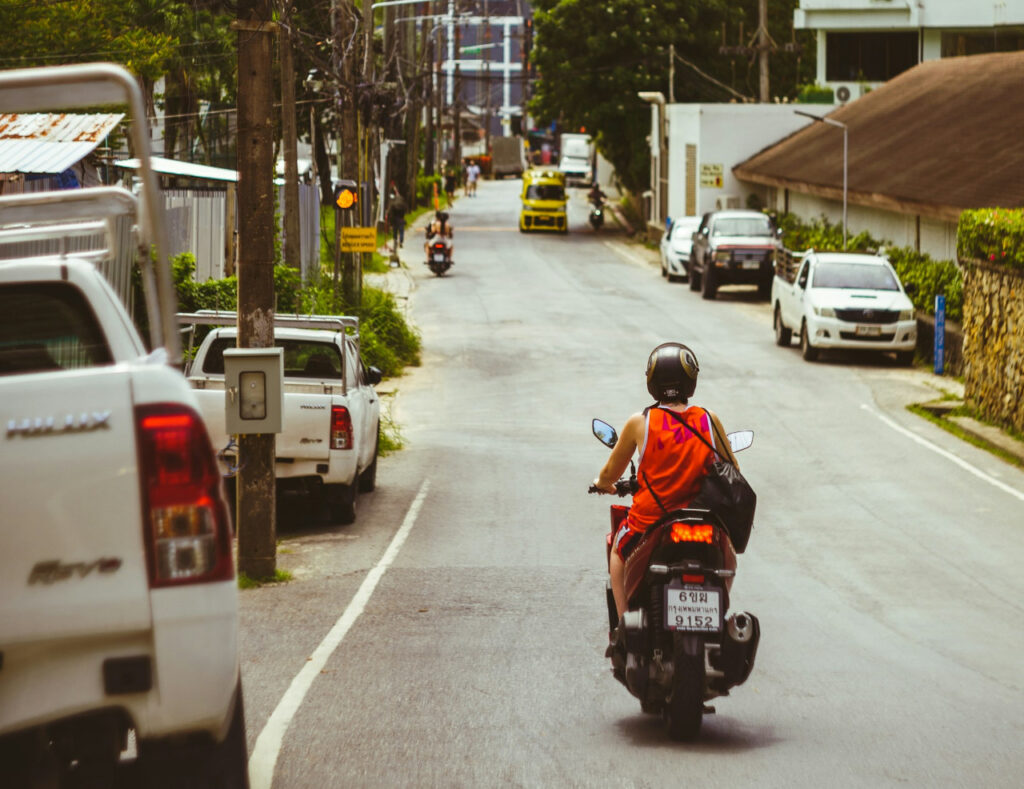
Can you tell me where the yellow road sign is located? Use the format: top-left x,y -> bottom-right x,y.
340,227 -> 377,253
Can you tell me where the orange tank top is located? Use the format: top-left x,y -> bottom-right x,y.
627,406 -> 717,533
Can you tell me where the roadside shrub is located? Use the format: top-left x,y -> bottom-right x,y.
415,174 -> 442,208
167,253 -> 419,377
957,208 -> 1024,270
885,247 -> 963,322
796,83 -> 835,104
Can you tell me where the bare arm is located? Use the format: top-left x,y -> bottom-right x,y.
594,412 -> 645,493
706,410 -> 739,468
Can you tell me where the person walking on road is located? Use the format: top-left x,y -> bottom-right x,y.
387,186 -> 407,251
466,160 -> 481,197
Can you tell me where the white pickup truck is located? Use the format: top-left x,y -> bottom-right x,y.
771,249 -> 918,364
0,65 -> 246,787
181,313 -> 382,525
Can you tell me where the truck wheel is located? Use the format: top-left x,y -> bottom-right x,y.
688,258 -> 701,292
325,483 -> 357,525
701,266 -> 717,300
358,426 -> 379,493
757,278 -> 772,299
800,320 -> 819,362
773,305 -> 792,347
137,681 -> 249,789
895,350 -> 915,366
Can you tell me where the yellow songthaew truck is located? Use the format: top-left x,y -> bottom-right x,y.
519,168 -> 567,233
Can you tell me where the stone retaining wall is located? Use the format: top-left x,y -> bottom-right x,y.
961,258 -> 1024,434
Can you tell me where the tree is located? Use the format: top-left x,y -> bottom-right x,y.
529,0 -> 814,194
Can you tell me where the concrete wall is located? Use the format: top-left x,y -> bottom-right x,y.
664,104 -> 830,222
962,259 -> 1024,434
774,189 -> 958,260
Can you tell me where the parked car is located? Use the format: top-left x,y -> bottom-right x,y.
183,313 -> 382,524
770,249 -> 917,364
688,209 -> 780,300
660,216 -> 701,282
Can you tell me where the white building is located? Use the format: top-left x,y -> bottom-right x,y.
796,0 -> 1024,103
643,102 -> 835,230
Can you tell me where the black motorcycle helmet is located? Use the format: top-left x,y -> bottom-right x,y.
436,210 -> 449,222
645,342 -> 699,402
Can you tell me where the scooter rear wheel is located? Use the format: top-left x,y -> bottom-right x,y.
664,635 -> 704,741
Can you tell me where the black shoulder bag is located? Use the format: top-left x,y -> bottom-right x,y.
656,407 -> 757,553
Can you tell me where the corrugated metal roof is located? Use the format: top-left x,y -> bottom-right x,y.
0,113 -> 123,174
115,156 -> 239,183
733,51 -> 1024,221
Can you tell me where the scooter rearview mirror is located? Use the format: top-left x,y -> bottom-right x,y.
592,418 -> 618,448
727,430 -> 754,453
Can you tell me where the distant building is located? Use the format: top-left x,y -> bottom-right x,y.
734,50 -> 1024,260
795,0 -> 1024,103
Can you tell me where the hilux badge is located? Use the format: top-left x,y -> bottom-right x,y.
6,411 -> 111,438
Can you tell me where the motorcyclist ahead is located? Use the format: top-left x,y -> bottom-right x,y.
424,209 -> 454,262
588,182 -> 607,206
593,343 -> 738,619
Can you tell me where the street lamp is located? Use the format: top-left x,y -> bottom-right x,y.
638,91 -> 667,232
794,109 -> 848,249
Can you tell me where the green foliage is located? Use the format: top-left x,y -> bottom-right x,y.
416,174 -> 443,208
957,208 -> 1024,270
796,83 -> 835,104
529,0 -> 815,194
170,253 -> 420,378
886,247 -> 963,323
779,214 -> 964,321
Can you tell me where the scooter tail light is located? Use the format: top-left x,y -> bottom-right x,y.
682,574 -> 705,584
331,405 -> 353,450
670,523 -> 715,544
136,404 -> 234,588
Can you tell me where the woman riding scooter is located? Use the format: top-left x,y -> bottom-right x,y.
592,342 -> 738,619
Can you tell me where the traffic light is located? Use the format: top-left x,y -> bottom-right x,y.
334,179 -> 358,210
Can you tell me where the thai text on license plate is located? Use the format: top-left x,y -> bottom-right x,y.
855,325 -> 882,336
741,260 -> 761,270
665,585 -> 721,632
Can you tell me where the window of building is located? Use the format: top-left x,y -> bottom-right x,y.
826,32 -> 918,82
941,31 -> 1024,58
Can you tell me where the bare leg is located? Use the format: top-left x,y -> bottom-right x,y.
609,551 -> 626,618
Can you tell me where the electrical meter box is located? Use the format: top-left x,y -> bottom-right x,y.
224,347 -> 284,434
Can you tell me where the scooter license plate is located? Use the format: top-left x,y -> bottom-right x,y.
665,585 -> 722,632
433,253 -> 446,262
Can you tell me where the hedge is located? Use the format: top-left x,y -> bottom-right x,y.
160,253 -> 420,377
957,208 -> 1024,270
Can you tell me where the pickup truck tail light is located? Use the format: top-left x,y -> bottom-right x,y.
331,405 -> 354,450
136,404 -> 234,588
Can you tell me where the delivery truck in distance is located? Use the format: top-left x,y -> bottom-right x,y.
558,133 -> 594,186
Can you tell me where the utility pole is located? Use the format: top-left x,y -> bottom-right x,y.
234,0 -> 277,578
669,43 -> 675,103
484,4 -> 492,156
758,0 -> 770,102
280,0 -> 301,271
332,0 -> 360,305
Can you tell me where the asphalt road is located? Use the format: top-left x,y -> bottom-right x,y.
239,179 -> 1024,788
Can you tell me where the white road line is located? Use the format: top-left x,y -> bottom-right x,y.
248,479 -> 432,789
603,240 -> 651,268
861,404 -> 1024,502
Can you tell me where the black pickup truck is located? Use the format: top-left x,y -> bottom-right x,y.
688,209 -> 781,300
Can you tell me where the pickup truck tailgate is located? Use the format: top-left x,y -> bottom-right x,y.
0,367 -> 152,645
277,385 -> 335,461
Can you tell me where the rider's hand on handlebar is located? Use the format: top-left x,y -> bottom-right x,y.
590,477 -> 618,495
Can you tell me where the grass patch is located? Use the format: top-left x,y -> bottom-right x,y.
237,568 -> 294,589
907,404 -> 1024,469
365,252 -> 391,274
378,408 -> 404,456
